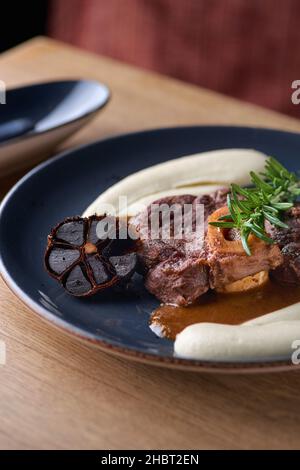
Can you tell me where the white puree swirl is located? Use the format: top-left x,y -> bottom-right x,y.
83,147 -> 300,361
83,148 -> 267,217
174,304 -> 300,362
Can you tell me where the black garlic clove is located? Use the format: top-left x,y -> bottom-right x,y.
45,215 -> 138,297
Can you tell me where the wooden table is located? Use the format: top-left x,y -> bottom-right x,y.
1,37 -> 300,450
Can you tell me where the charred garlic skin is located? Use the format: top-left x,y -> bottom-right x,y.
45,216 -> 137,297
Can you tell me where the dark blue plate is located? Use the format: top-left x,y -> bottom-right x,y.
1,126 -> 300,372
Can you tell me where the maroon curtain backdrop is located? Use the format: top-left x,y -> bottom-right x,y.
49,0 -> 300,118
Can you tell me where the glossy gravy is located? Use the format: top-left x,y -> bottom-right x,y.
150,280 -> 300,340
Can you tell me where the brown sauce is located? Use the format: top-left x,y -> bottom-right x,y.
150,280 -> 300,340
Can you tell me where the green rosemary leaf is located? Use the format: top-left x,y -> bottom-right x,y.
249,226 -> 274,244
262,205 -> 279,214
250,171 -> 273,193
291,188 -> 300,196
262,211 -> 289,229
271,202 -> 293,210
268,157 -> 296,181
227,193 -> 238,224
231,183 -> 249,198
231,185 -> 250,213
241,229 -> 251,256
208,157 -> 299,254
273,186 -> 284,196
209,221 -> 236,229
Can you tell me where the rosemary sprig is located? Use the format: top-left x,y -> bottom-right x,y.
209,157 -> 300,256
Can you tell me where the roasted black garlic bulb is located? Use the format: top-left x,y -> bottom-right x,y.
45,215 -> 138,296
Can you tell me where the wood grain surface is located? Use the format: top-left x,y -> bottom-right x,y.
1,37 -> 300,450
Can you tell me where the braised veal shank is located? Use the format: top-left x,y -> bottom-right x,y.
131,190 -> 284,306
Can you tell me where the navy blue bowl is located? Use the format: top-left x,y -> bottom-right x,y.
0,80 -> 110,175
1,126 -> 300,372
